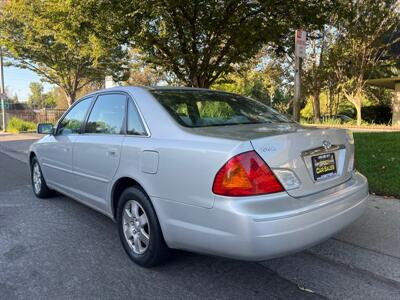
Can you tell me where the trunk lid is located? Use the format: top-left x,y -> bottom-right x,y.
250,126 -> 354,198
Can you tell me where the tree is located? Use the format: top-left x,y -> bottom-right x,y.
302,28 -> 333,122
28,82 -> 44,109
10,93 -> 19,104
213,54 -> 290,108
125,49 -> 167,86
28,82 -> 56,109
126,0 -> 334,88
327,0 -> 399,125
52,86 -> 69,110
0,0 -> 130,106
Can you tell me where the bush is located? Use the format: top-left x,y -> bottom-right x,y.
7,117 -> 37,133
362,105 -> 392,124
320,117 -> 342,125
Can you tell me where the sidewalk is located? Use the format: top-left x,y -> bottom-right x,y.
263,195 -> 400,297
304,124 -> 400,132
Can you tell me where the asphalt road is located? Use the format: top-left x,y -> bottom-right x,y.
0,136 -> 400,299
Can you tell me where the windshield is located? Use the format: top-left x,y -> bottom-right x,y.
151,89 -> 293,128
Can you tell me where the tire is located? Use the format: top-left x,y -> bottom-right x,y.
117,186 -> 169,267
30,156 -> 53,198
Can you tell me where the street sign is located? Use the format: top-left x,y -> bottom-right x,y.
293,29 -> 306,121
295,29 -> 307,58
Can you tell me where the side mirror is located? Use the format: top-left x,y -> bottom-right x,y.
37,123 -> 54,135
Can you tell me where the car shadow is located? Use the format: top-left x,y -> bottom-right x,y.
2,191 -> 319,299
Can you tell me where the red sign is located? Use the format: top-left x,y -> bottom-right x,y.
295,29 -> 307,58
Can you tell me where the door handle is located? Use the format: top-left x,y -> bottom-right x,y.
63,147 -> 71,152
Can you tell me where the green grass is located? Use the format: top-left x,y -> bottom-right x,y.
354,132 -> 400,198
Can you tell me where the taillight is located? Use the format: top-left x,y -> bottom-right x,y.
212,151 -> 284,196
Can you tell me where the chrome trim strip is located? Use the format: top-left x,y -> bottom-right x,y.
43,162 -> 109,183
73,169 -> 109,183
302,144 -> 345,157
42,162 -> 74,174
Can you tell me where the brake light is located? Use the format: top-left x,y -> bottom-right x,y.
212,151 -> 284,196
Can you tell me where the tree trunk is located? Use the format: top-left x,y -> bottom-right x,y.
334,92 -> 340,115
312,90 -> 321,123
348,90 -> 362,126
63,89 -> 76,107
328,88 -> 334,115
191,75 -> 210,89
354,95 -> 362,126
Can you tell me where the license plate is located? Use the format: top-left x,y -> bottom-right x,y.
311,153 -> 337,181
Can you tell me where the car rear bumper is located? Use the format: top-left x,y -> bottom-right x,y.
152,171 -> 368,261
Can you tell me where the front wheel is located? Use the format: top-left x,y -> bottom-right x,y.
117,187 -> 169,267
30,156 -> 53,198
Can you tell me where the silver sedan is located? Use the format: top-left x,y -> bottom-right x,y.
30,86 -> 369,267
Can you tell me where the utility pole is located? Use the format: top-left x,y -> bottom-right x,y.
293,29 -> 306,122
293,56 -> 302,121
0,47 -> 6,132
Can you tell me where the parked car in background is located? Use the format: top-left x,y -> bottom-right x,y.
30,87 -> 369,267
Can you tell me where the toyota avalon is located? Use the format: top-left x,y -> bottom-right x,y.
30,87 -> 369,267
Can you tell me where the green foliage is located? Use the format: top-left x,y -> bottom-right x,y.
0,0 -> 130,105
320,118 -> 345,125
354,132 -> 400,197
27,82 -> 56,109
324,0 -> 399,125
301,94 -> 332,119
125,49 -> 167,86
213,58 -> 292,111
7,117 -> 36,133
198,101 -> 234,119
127,0 -> 334,88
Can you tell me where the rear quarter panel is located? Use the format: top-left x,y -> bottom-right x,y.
114,136 -> 252,209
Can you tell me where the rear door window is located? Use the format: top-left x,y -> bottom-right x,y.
85,94 -> 126,134
127,99 -> 147,135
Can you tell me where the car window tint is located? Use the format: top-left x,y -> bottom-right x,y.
58,97 -> 92,135
196,101 -> 236,122
85,94 -> 126,134
127,100 -> 147,135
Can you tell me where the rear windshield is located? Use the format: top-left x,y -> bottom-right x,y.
151,89 -> 292,128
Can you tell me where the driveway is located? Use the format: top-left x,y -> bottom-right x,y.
0,134 -> 399,299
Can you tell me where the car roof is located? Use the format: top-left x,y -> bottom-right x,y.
84,85 -> 233,96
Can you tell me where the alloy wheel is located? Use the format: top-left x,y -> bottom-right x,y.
32,163 -> 42,194
122,200 -> 150,255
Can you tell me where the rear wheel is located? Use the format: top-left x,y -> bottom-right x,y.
117,187 -> 169,267
30,156 -> 53,198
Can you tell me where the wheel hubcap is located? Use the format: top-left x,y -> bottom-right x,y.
122,200 -> 150,255
32,163 -> 41,194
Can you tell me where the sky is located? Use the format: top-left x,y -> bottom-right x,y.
3,65 -> 53,102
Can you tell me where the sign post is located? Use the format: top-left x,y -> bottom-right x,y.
0,47 -> 5,132
293,29 -> 306,121
105,75 -> 116,89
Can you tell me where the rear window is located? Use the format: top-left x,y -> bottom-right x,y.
151,90 -> 292,127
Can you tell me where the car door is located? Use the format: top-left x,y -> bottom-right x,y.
39,97 -> 93,191
72,92 -> 127,211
